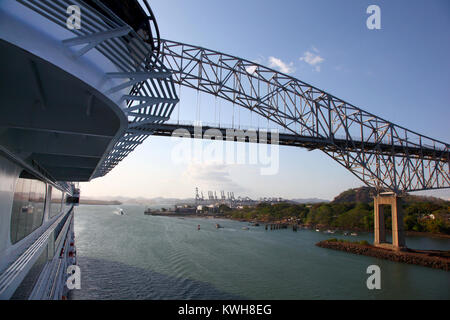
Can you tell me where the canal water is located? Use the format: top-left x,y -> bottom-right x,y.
71,205 -> 450,300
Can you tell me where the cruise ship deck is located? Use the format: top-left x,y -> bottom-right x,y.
0,0 -> 175,299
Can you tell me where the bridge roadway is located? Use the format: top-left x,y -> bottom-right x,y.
136,122 -> 449,161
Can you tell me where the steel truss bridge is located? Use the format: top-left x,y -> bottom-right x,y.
126,39 -> 449,194
12,0 -> 449,194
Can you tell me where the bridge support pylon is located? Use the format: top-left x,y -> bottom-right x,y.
373,193 -> 406,251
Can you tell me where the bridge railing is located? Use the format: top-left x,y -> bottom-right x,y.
162,120 -> 448,153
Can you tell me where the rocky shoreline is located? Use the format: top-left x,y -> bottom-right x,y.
316,240 -> 450,271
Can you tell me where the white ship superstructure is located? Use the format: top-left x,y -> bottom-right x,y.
0,0 -> 176,299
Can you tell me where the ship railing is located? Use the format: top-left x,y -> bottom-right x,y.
0,206 -> 74,299
17,0 -> 179,179
138,0 -> 161,56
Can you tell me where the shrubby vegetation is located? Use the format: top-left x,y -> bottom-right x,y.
326,238 -> 370,245
226,199 -> 450,235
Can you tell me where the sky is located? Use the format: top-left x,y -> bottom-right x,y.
81,0 -> 450,201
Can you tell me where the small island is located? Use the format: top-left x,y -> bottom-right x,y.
144,205 -> 198,216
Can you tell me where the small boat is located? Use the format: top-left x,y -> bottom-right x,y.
315,229 -> 320,232
350,232 -> 358,236
343,232 -> 349,236
242,226 -> 249,230
215,224 -> 223,229
324,229 -> 335,234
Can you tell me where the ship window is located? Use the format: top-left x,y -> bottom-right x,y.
49,187 -> 63,218
10,171 -> 47,244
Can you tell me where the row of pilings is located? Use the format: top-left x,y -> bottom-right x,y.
265,223 -> 298,232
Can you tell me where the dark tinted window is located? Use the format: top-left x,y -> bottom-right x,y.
49,187 -> 63,218
10,171 -> 46,244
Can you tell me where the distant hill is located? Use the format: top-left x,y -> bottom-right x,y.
402,194 -> 449,205
97,195 -> 328,205
332,187 -> 374,203
81,196 -> 195,206
332,187 -> 448,204
290,198 -> 329,204
120,197 -> 196,206
80,190 -> 447,207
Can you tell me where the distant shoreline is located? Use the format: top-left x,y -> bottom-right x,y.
143,212 -> 450,240
79,200 -> 122,206
144,213 -> 214,218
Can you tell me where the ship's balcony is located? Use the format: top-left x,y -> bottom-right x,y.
0,0 -> 177,182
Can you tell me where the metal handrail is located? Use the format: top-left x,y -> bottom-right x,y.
16,0 -> 179,179
162,120 -> 448,152
84,0 -> 161,56
140,0 -> 161,56
0,208 -> 73,299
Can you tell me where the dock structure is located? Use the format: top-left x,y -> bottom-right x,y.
194,187 -> 284,209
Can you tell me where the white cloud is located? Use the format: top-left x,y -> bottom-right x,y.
183,162 -> 245,192
245,65 -> 257,74
245,56 -> 265,74
268,56 -> 295,74
299,49 -> 324,72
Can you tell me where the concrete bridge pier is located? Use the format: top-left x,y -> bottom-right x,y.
373,193 -> 406,250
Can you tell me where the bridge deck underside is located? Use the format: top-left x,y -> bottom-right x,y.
137,123 -> 449,162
